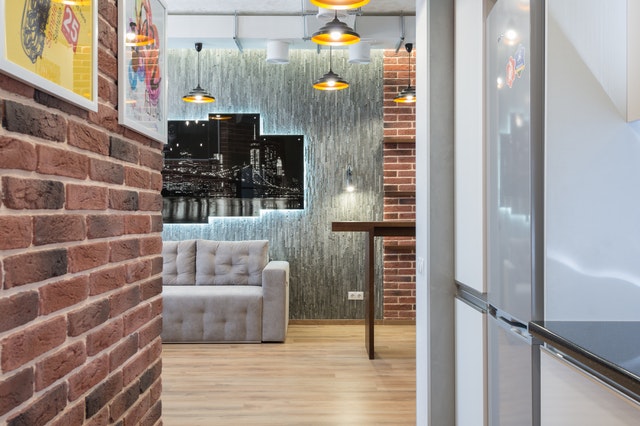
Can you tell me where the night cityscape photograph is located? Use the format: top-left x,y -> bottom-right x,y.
162,114 -> 304,222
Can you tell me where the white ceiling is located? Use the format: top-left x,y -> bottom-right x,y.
166,0 -> 416,16
165,0 -> 417,50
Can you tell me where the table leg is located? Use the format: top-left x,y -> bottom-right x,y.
365,231 -> 375,359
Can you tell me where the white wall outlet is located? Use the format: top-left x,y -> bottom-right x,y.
348,291 -> 364,300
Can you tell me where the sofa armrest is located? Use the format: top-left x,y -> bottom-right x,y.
261,260 -> 289,342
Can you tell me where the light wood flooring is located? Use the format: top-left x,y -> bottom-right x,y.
161,323 -> 416,425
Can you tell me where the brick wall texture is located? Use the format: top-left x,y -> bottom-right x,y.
382,49 -> 416,320
0,1 -> 164,425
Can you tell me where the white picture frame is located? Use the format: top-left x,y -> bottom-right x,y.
118,0 -> 168,143
0,0 -> 99,111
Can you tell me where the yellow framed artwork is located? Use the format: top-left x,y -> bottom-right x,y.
0,0 -> 98,111
118,0 -> 167,143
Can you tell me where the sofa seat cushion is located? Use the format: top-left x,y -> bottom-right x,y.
195,240 -> 268,286
162,286 -> 263,343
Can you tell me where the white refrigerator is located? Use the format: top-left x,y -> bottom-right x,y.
455,0 -> 545,424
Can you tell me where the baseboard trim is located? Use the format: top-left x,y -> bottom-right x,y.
289,319 -> 416,326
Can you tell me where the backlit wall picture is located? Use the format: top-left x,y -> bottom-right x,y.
162,114 -> 304,222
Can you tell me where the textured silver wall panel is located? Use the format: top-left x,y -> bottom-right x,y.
163,48 -> 384,319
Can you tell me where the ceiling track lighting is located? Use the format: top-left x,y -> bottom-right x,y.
182,42 -> 215,104
310,0 -> 370,10
394,42 -> 416,103
311,10 -> 360,46
313,46 -> 349,91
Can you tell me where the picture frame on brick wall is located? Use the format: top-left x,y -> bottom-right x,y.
0,0 -> 99,111
118,0 -> 168,144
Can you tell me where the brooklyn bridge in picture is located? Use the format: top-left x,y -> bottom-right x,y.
162,114 -> 304,222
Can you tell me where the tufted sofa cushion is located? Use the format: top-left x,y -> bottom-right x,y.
162,285 -> 263,342
195,240 -> 268,286
162,240 -> 196,285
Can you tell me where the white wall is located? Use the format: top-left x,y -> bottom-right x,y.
416,0 -> 456,424
545,0 -> 640,320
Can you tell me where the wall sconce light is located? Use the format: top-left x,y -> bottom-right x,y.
310,0 -> 370,9
311,11 -> 360,46
182,42 -> 216,103
345,165 -> 355,192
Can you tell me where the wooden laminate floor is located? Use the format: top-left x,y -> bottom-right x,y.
161,323 -> 416,425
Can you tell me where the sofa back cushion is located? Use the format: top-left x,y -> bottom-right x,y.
196,240 -> 268,286
162,240 -> 197,285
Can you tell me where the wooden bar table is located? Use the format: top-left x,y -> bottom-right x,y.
331,221 -> 416,359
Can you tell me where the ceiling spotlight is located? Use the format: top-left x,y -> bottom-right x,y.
310,0 -> 370,9
266,40 -> 290,64
182,42 -> 215,104
394,43 -> 416,103
348,41 -> 370,64
311,11 -> 360,46
313,46 -> 349,91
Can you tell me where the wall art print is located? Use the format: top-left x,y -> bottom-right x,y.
118,0 -> 167,143
162,114 -> 305,222
0,0 -> 98,111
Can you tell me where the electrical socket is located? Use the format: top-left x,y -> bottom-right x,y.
348,291 -> 364,301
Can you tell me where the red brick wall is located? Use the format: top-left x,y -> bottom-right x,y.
0,2 -> 163,425
382,49 -> 416,320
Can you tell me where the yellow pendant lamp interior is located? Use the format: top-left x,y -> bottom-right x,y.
183,42 -> 215,104
394,43 -> 416,103
313,47 -> 349,91
311,11 -> 360,46
310,0 -> 370,9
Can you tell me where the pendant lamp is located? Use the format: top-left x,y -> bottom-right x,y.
125,22 -> 154,47
313,47 -> 349,91
310,0 -> 370,9
182,42 -> 215,103
311,11 -> 360,46
394,43 -> 416,103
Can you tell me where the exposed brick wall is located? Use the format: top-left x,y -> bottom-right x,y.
0,1 -> 163,424
382,49 -> 417,320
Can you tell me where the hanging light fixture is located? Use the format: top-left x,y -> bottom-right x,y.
311,11 -> 360,46
182,42 -> 215,103
394,43 -> 416,103
313,47 -> 349,91
310,0 -> 370,9
125,22 -> 154,47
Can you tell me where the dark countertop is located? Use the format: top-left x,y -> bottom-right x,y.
530,321 -> 640,403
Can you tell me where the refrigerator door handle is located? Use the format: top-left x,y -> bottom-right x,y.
509,325 -> 530,339
499,315 -> 527,330
489,306 -> 534,344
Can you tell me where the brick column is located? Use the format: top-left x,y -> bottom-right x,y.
0,2 -> 163,424
382,49 -> 417,321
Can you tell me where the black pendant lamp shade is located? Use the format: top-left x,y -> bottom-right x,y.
311,11 -> 360,46
310,0 -> 370,9
394,43 -> 416,103
313,47 -> 349,91
182,42 -> 215,103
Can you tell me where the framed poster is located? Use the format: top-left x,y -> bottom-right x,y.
118,0 -> 167,143
0,0 -> 98,111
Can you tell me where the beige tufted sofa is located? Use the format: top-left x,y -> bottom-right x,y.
161,240 -> 289,343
